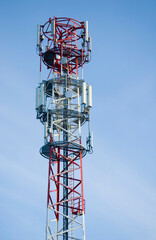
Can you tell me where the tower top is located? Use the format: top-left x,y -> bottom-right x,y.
37,17 -> 91,76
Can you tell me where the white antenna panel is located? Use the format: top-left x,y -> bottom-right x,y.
35,84 -> 45,109
88,37 -> 92,51
87,85 -> 92,107
45,121 -> 48,139
85,21 -> 88,42
37,24 -> 40,46
82,82 -> 86,104
40,83 -> 45,106
35,87 -> 40,109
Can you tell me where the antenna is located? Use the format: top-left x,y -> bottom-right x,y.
35,17 -> 93,240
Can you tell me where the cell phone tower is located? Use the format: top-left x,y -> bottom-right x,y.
35,17 -> 93,240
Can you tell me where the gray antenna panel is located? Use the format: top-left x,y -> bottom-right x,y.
51,19 -> 55,36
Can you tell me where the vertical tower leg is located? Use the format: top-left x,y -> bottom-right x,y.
80,149 -> 85,240
63,147 -> 68,240
56,148 -> 60,240
63,85 -> 68,240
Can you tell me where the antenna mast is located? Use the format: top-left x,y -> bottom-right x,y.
35,17 -> 93,240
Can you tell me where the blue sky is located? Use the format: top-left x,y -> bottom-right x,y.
0,0 -> 156,239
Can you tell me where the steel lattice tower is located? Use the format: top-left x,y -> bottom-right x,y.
35,17 -> 93,240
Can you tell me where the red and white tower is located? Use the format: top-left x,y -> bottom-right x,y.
35,17 -> 93,240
